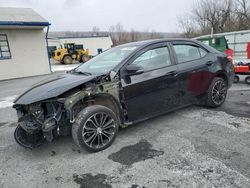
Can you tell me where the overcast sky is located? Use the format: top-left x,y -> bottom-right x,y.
0,0 -> 196,32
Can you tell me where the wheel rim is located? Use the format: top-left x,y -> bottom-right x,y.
82,113 -> 116,149
82,56 -> 89,62
65,57 -> 71,64
246,77 -> 250,83
212,80 -> 227,105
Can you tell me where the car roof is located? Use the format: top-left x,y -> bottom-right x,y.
117,38 -> 199,48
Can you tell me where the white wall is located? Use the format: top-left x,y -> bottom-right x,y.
0,29 -> 50,80
195,30 -> 250,60
225,32 -> 250,59
48,38 -> 62,49
60,37 -> 113,55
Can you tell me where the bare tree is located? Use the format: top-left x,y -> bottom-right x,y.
178,15 -> 198,38
235,0 -> 250,29
193,0 -> 234,33
92,26 -> 100,36
109,25 -> 118,45
179,0 -> 250,37
108,23 -> 165,45
130,29 -> 138,42
115,23 -> 126,43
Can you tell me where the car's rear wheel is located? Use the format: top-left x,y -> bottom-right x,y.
206,77 -> 227,107
72,105 -> 119,152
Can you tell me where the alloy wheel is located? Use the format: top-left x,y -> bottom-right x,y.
211,80 -> 227,105
82,113 -> 116,149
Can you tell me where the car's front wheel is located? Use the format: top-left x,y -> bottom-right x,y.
206,77 -> 227,107
62,56 -> 72,64
72,105 -> 119,152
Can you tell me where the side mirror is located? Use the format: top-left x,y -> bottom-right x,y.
126,64 -> 144,76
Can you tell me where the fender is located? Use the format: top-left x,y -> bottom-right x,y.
215,70 -> 229,83
64,79 -> 123,123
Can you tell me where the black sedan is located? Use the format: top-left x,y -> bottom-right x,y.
13,39 -> 234,152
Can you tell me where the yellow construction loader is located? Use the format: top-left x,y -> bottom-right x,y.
52,43 -> 91,64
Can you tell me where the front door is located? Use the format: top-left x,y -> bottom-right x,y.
121,43 -> 179,122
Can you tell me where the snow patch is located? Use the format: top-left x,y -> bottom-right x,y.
0,95 -> 18,109
51,64 -> 78,72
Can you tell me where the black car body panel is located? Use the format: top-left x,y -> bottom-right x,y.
12,38 -> 234,149
14,73 -> 100,104
120,42 -> 180,121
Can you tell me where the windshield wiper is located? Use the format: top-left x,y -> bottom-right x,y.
73,70 -> 92,76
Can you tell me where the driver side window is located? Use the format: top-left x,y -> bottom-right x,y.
131,47 -> 171,71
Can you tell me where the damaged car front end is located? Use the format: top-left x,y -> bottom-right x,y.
12,44 -> 136,150
14,100 -> 67,148
13,72 -> 122,149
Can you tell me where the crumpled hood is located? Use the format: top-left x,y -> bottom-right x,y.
14,72 -> 99,105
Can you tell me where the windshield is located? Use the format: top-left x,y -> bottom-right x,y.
74,46 -> 138,74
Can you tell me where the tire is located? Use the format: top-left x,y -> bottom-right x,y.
80,55 -> 89,63
72,105 -> 119,152
245,76 -> 250,85
234,75 -> 240,83
62,56 -> 73,64
206,77 -> 227,108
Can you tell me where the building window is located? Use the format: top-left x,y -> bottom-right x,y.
0,34 -> 11,60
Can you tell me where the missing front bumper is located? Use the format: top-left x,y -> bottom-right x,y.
14,125 -> 45,149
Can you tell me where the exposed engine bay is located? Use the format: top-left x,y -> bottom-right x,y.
14,101 -> 71,149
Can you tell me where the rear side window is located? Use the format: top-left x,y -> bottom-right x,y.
173,44 -> 207,63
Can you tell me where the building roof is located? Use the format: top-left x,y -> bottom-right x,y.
0,7 -> 50,27
58,35 -> 110,39
195,29 -> 250,39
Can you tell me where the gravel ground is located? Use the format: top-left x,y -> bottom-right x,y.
0,74 -> 249,188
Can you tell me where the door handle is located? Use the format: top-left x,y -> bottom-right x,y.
165,71 -> 177,77
206,61 -> 214,66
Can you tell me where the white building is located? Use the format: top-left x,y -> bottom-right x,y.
48,36 -> 113,56
0,7 -> 51,80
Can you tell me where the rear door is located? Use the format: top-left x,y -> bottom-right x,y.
121,42 -> 180,122
170,41 -> 215,105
